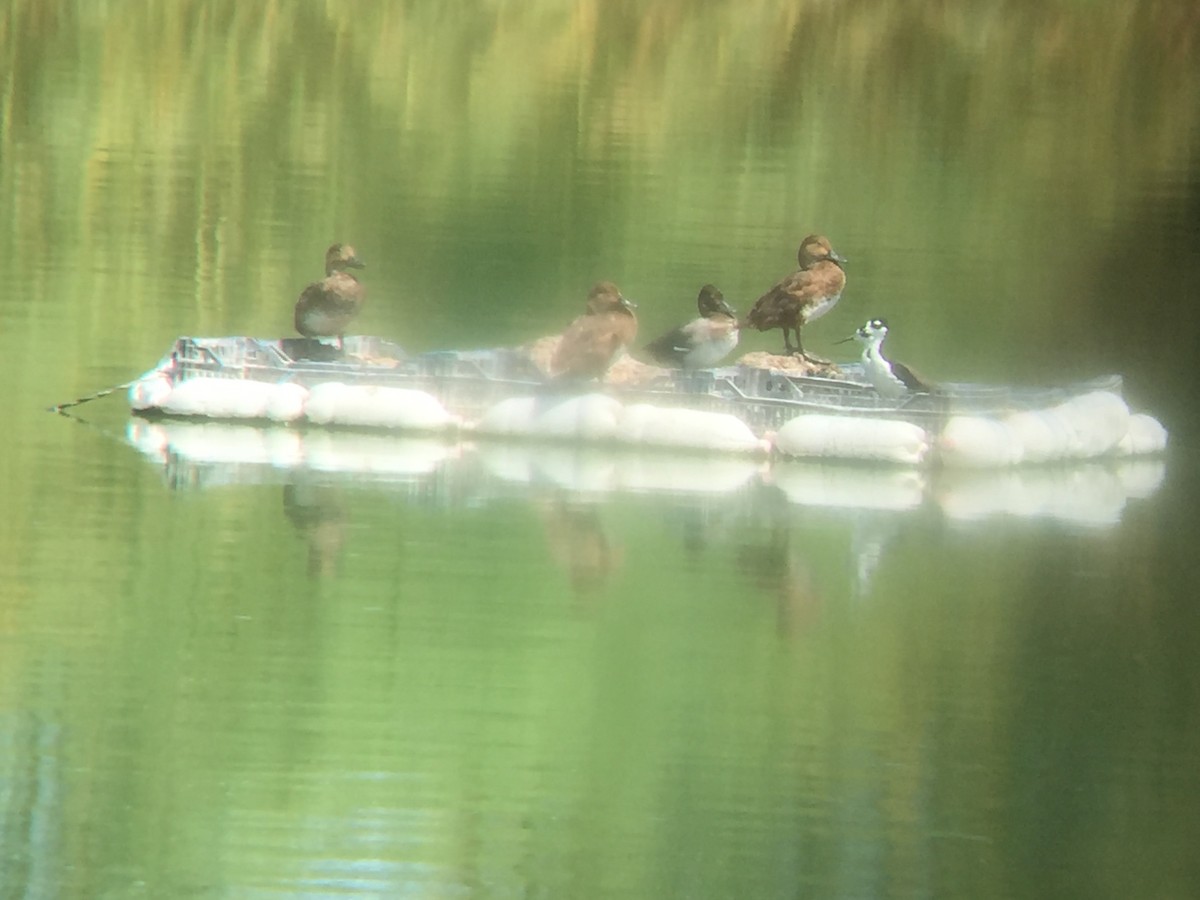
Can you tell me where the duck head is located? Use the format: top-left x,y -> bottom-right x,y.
325,243 -> 366,275
797,234 -> 847,269
585,281 -> 637,315
697,283 -> 737,319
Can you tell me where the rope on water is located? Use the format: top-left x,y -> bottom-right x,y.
48,381 -> 135,414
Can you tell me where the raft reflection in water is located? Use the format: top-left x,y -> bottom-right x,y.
127,418 -> 1166,528
123,419 -> 1168,623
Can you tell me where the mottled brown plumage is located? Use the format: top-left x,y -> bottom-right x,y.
643,284 -> 739,369
550,281 -> 639,379
744,234 -> 846,360
293,243 -> 366,349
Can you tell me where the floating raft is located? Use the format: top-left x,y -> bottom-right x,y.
129,336 -> 1168,467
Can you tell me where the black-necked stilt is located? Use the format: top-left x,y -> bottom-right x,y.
838,318 -> 932,399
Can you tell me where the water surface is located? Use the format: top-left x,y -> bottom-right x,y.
2,2 -> 1199,897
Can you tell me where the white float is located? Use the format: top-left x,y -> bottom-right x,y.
128,373 -> 173,412
531,393 -> 624,440
1117,413 -> 1168,456
773,414 -> 930,465
159,377 -> 278,419
474,396 -> 540,435
266,382 -> 309,423
304,383 -> 459,431
937,416 -> 1023,468
1050,390 -> 1130,458
121,337 -> 1169,468
617,403 -> 768,454
1003,409 -> 1071,463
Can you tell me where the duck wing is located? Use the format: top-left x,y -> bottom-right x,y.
745,271 -> 807,329
643,321 -> 695,365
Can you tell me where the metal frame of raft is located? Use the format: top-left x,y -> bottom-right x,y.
128,336 -> 1165,467
147,335 -> 1123,425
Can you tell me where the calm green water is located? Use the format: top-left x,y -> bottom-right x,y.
3,2 -> 1200,898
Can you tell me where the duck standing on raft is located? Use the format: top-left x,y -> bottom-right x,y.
294,243 -> 367,351
743,234 -> 846,363
550,281 -> 639,380
643,284 -> 739,369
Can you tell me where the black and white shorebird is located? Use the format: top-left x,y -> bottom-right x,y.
838,318 -> 932,400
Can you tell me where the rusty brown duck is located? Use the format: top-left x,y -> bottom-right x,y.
744,234 -> 846,361
294,243 -> 366,350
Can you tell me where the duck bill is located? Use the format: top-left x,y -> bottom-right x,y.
620,296 -> 638,310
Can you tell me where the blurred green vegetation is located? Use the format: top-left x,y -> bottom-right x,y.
2,1 -> 1197,357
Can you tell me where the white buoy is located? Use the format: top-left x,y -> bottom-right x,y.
1050,390 -> 1130,458
1003,409 -> 1071,463
128,373 -> 173,411
266,382 -> 309,423
161,378 -> 275,419
774,414 -> 930,465
474,396 -> 540,435
614,403 -> 660,444
1117,413 -> 1168,456
532,394 -> 623,440
617,404 -> 767,454
937,416 -> 1022,467
304,383 -> 459,431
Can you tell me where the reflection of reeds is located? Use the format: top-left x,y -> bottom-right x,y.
1,1 -> 1196,370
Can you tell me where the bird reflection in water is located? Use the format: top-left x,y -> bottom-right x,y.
537,498 -> 624,600
283,482 -> 349,578
732,484 -> 824,638
669,480 -> 823,637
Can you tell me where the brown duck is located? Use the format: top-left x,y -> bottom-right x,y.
294,243 -> 366,349
744,234 -> 846,360
550,281 -> 639,379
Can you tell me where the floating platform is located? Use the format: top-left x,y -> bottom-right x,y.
128,336 -> 1168,467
